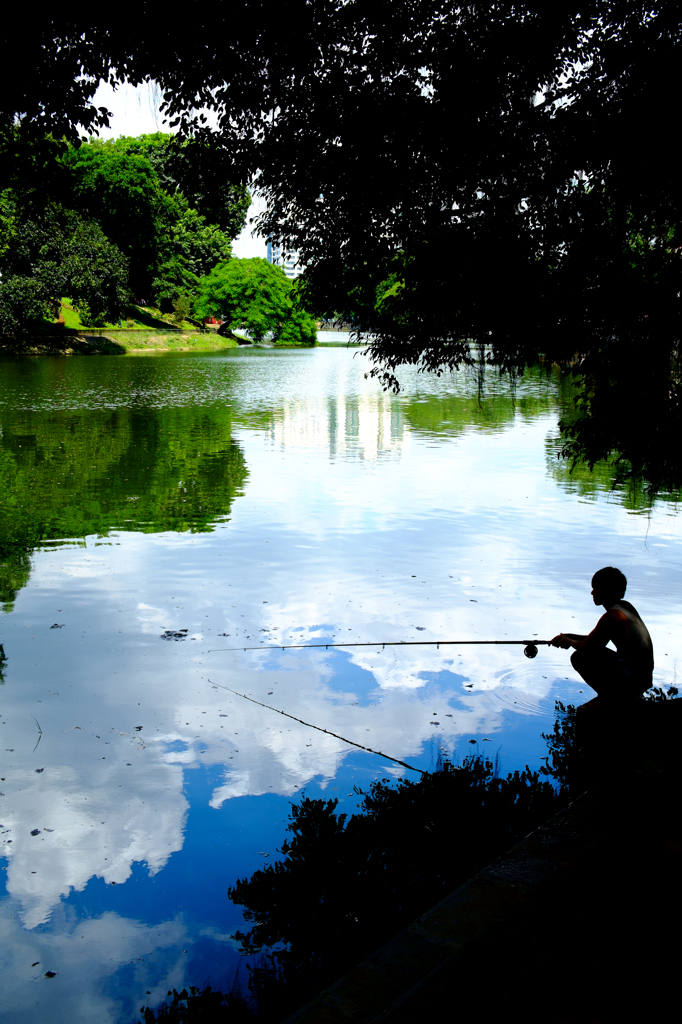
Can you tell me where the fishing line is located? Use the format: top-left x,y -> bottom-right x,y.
207,680 -> 425,775
31,715 -> 42,753
208,639 -> 550,658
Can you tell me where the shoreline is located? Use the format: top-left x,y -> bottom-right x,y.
0,330 -> 317,356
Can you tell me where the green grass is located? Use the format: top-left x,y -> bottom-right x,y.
1,329 -> 241,356
12,299 -> 315,354
57,301 -> 86,329
44,300 -> 202,332
115,331 -> 240,352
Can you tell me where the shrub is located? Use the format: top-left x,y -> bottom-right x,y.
172,293 -> 193,325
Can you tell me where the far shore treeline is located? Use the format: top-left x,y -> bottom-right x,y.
0,131 -> 316,346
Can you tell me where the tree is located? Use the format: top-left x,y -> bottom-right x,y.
195,258 -> 316,345
0,204 -> 129,333
3,4 -> 682,486
0,129 -> 239,322
62,140 -> 161,296
63,138 -> 237,305
151,193 -> 233,309
109,133 -> 250,239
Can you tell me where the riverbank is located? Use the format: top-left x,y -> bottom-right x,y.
0,330 -> 243,356
287,771 -> 681,1023
0,329 -> 321,355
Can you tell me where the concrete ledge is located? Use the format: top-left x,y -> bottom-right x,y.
284,796 -> 595,1024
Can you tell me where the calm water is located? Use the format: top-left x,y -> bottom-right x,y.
1,347 -> 681,1021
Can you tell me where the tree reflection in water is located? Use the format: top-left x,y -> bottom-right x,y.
0,405 -> 248,607
141,747 -> 563,1022
140,684 -> 680,1024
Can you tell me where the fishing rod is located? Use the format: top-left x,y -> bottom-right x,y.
208,680 -> 425,774
208,639 -> 551,658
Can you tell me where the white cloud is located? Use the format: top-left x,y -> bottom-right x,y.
2,754 -> 187,929
0,904 -> 189,1024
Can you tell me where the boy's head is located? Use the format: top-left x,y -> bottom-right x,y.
591,566 -> 627,604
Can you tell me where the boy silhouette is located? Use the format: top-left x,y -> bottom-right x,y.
551,567 -> 653,701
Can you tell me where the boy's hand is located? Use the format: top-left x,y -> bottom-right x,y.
550,633 -> 572,649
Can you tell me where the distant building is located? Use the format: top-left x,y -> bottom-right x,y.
266,240 -> 303,280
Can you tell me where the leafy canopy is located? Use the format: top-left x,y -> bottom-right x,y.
3,4 -> 682,485
110,132 -> 250,238
195,258 -> 317,345
62,137 -> 238,300
0,130 -> 245,330
0,203 -> 129,332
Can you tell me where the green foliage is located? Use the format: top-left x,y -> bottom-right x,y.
557,330 -> 682,495
540,701 -> 578,795
152,194 -> 233,309
62,140 -> 160,295
0,188 -> 18,261
0,129 -> 72,211
0,130 -> 240,331
62,138 -> 238,303
195,258 -> 316,345
0,204 -> 129,334
0,398 -> 248,606
110,133 -> 250,239
0,275 -> 52,335
172,293 -> 193,325
0,550 -> 30,614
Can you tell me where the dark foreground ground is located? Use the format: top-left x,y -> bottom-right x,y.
287,705 -> 682,1024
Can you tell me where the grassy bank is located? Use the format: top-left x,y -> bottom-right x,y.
0,330 -> 243,356
101,330 -> 242,353
47,300 -> 204,333
0,330 -> 318,356
0,301 -> 318,355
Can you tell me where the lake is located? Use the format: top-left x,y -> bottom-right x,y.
1,346 -> 681,1022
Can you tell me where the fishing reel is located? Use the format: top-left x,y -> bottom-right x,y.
523,643 -> 539,659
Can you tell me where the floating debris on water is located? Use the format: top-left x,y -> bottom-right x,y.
160,629 -> 188,641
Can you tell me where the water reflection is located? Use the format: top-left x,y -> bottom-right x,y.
1,349 -> 681,1022
0,405 -> 248,609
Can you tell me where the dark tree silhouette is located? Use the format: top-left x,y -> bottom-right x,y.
2,3 -> 681,486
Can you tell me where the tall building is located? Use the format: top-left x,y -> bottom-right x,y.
266,240 -> 302,280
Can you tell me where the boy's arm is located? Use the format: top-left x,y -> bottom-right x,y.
550,632 -> 587,649
551,610 -> 624,651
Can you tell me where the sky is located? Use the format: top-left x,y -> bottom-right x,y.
91,80 -> 268,260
